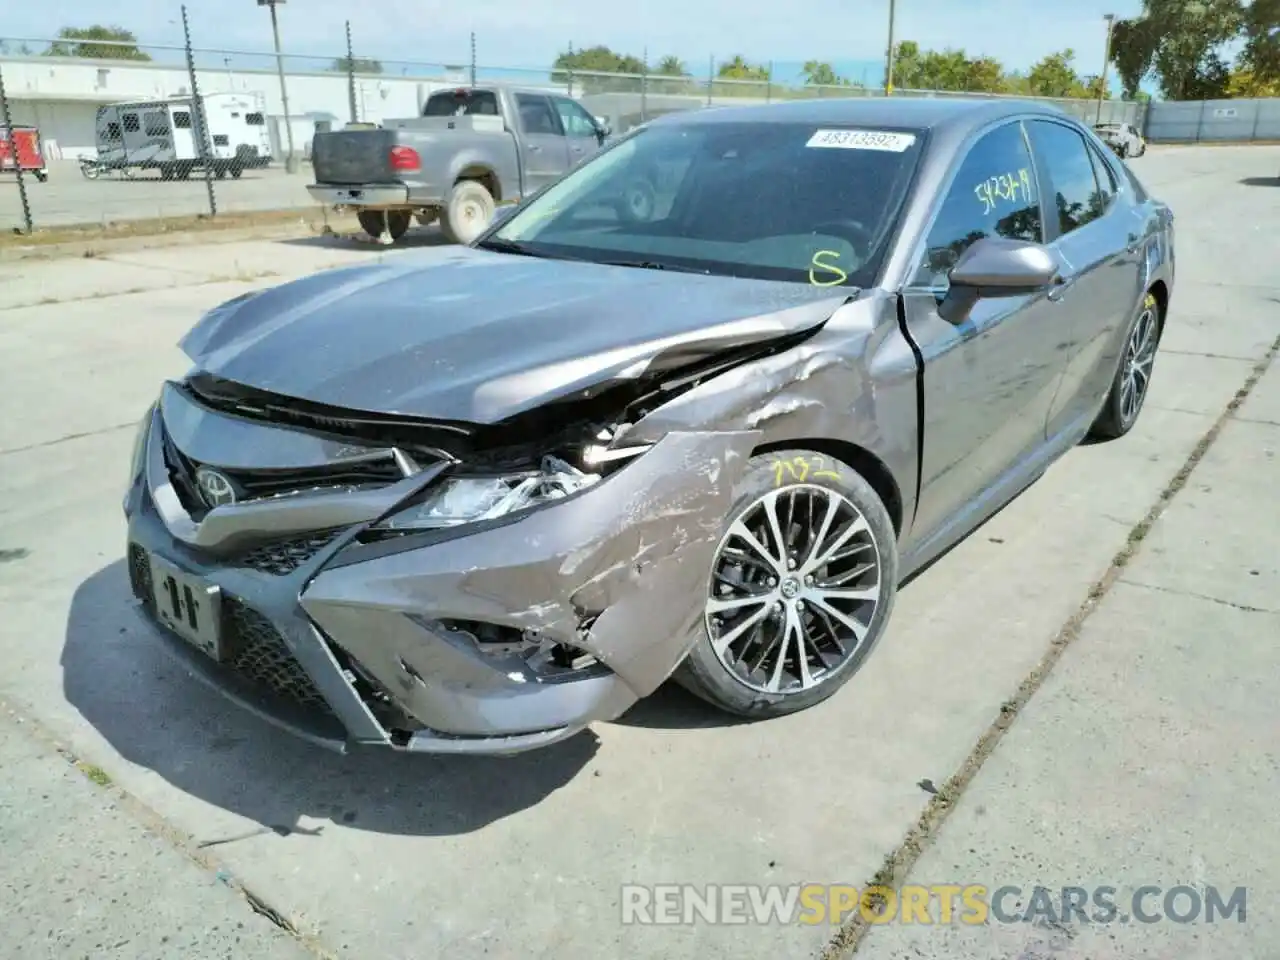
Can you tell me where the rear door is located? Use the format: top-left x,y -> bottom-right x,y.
513,93 -> 570,193
1024,118 -> 1144,441
550,95 -> 603,167
901,119 -> 1070,547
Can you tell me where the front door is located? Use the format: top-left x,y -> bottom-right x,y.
514,93 -> 570,196
901,119 -> 1070,548
551,95 -> 605,168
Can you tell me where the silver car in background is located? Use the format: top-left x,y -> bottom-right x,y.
1094,121 -> 1147,158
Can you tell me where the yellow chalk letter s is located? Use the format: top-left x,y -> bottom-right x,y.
809,249 -> 848,286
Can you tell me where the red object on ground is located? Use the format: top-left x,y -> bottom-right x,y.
0,125 -> 46,174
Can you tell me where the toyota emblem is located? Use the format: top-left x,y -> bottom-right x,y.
194,467 -> 238,508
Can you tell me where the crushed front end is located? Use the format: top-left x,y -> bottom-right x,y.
122,376 -> 757,755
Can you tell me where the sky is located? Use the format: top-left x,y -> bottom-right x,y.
5,0 -> 1148,84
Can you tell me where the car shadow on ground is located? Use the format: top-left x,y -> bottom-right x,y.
62,560 -> 601,837
61,560 -> 737,836
1239,176 -> 1280,187
276,226 -> 454,252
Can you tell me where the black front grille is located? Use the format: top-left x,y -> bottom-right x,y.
128,543 -> 153,604
237,530 -> 342,576
127,544 -> 335,717
223,597 -> 334,715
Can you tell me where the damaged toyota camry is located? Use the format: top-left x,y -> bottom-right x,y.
123,97 -> 1174,755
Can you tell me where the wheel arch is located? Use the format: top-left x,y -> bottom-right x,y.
751,437 -> 905,537
1146,278 -> 1169,334
454,164 -> 500,202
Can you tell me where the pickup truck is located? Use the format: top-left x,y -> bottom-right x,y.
307,85 -> 612,245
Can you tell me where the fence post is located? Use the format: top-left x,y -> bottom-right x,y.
707,54 -> 714,106
345,20 -> 358,123
469,32 -> 476,88
1195,99 -> 1207,143
566,41 -> 574,97
0,60 -> 33,234
766,61 -> 773,102
181,4 -> 217,217
640,47 -> 648,123
1249,98 -> 1262,143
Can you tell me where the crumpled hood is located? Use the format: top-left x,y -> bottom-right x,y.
180,246 -> 853,424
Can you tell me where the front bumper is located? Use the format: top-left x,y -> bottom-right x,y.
124,389 -> 755,755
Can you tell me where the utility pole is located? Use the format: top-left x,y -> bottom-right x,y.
1097,13 -> 1116,124
884,0 -> 897,96
258,0 -> 298,173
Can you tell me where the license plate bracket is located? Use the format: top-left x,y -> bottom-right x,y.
148,553 -> 225,661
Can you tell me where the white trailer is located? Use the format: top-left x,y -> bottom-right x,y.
90,92 -> 273,180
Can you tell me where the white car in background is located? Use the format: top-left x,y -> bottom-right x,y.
1094,121 -> 1147,158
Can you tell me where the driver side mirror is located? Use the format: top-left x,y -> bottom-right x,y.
593,116 -> 612,142
939,236 -> 1060,325
949,236 -> 1059,290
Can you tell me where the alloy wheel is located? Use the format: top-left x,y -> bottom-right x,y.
705,484 -> 884,695
1120,302 -> 1158,423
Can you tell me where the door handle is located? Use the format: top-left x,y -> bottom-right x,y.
528,144 -> 542,152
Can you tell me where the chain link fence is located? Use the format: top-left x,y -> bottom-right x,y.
1,18 -> 1150,239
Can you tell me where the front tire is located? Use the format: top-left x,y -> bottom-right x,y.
675,448 -> 899,718
1089,290 -> 1161,440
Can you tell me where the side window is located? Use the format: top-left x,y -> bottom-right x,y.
173,111 -> 192,129
914,122 -> 1042,288
105,122 -> 122,141
516,94 -> 561,136
1027,120 -> 1103,236
1087,144 -> 1117,212
122,112 -> 140,133
553,97 -> 598,137
245,112 -> 264,126
143,112 -> 168,137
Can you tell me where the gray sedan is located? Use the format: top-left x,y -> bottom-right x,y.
123,97 -> 1174,755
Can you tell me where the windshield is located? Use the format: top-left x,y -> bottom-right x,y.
488,120 -> 925,287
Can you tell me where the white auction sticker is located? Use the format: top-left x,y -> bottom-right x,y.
806,129 -> 917,152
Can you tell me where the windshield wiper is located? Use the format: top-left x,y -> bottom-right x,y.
598,258 -> 711,274
474,237 -> 540,257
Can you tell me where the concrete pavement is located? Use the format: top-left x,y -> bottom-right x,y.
850,358 -> 1280,960
0,706 -> 315,959
0,144 -> 1276,959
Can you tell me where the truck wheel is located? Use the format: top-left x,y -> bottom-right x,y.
440,179 -> 496,245
357,210 -> 411,244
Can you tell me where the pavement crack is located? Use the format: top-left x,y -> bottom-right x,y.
0,421 -> 137,457
1117,578 -> 1277,615
822,331 -> 1280,960
1158,348 -> 1259,362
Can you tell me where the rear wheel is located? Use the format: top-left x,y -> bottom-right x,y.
439,179 -> 496,244
675,448 -> 899,718
1089,291 -> 1161,440
357,209 -> 411,244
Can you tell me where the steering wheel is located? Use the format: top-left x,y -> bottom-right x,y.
810,220 -> 875,259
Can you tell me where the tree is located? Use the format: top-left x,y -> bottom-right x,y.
1239,0 -> 1280,84
890,42 -> 1006,92
553,45 -> 646,93
650,54 -> 695,94
1110,0 -> 1241,100
43,25 -> 151,61
717,55 -> 771,81
802,60 -> 851,87
1026,50 -> 1088,98
1226,67 -> 1280,96
330,56 -> 383,74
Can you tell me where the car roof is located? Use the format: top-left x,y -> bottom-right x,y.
650,96 -> 1072,136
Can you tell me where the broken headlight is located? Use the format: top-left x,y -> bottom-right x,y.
376,455 -> 601,531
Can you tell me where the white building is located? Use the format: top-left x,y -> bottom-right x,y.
0,53 -> 512,159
